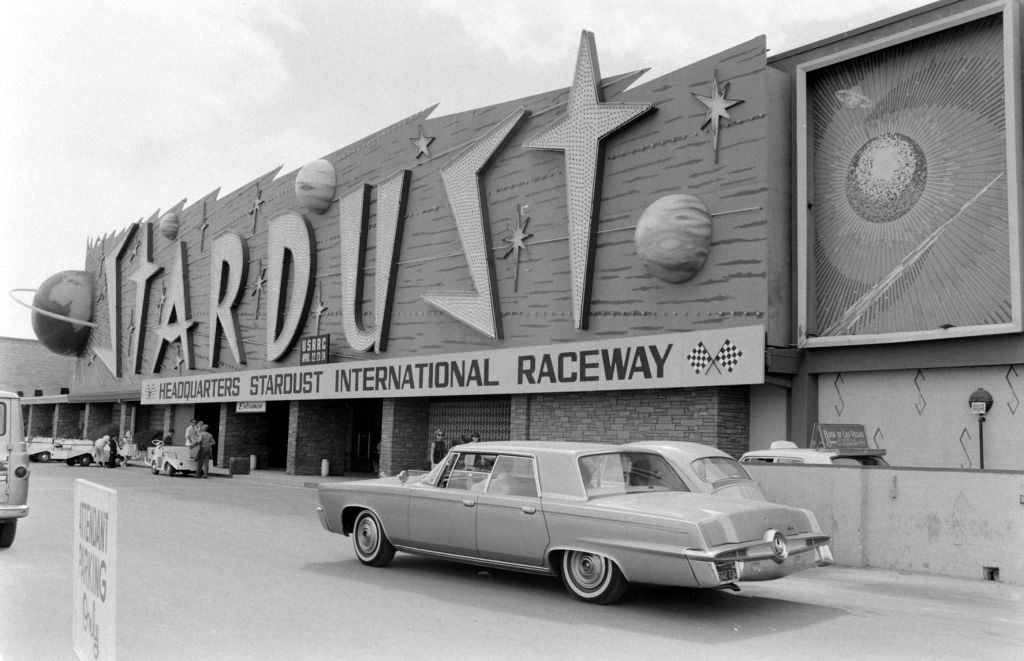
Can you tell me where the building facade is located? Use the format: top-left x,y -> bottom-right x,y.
22,0 -> 1024,474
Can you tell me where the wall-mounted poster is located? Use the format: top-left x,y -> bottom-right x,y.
796,4 -> 1022,347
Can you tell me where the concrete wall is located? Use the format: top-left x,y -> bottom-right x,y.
746,464 -> 1024,586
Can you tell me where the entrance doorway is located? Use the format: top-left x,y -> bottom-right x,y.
266,401 -> 290,469
350,399 -> 382,474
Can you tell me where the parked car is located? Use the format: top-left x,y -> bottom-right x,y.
740,440 -> 889,466
1,391 -> 30,548
317,441 -> 832,604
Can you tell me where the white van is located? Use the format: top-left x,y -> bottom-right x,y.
0,390 -> 30,547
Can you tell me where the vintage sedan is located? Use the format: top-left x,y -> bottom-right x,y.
317,441 -> 832,604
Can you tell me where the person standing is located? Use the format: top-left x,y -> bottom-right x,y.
185,419 -> 200,449
428,429 -> 448,469
195,422 -> 216,478
94,434 -> 110,465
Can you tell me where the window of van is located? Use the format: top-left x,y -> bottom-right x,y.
0,402 -> 6,436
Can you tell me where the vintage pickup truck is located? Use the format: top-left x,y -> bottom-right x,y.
26,437 -> 99,465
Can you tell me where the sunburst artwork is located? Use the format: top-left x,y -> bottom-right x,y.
805,14 -> 1016,340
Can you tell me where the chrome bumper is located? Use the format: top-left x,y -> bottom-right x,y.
683,531 -> 832,586
0,505 -> 30,520
316,506 -> 332,532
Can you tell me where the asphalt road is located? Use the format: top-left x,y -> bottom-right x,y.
2,463 -> 1022,660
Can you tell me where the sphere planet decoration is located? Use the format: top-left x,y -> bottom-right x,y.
159,210 -> 180,240
634,194 -> 711,283
810,16 -> 1009,337
294,159 -> 337,214
19,270 -> 97,356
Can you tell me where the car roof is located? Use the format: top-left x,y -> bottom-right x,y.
741,448 -> 886,461
456,440 -> 733,460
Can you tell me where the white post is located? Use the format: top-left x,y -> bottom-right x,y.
321,459 -> 329,477
249,454 -> 257,471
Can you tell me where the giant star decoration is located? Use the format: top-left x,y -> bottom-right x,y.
249,183 -> 265,235
522,30 -> 653,329
693,72 -> 743,162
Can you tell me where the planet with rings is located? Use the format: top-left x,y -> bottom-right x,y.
9,270 -> 97,356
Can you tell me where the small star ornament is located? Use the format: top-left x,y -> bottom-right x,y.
693,72 -> 743,162
410,127 -> 435,158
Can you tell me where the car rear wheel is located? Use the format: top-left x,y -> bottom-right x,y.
79,455 -> 93,467
352,510 -> 395,567
0,521 -> 16,548
560,550 -> 628,604
37,451 -> 51,463
151,462 -> 159,475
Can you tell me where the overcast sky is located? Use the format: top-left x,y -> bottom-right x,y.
0,0 -> 934,340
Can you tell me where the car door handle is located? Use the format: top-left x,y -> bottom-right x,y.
521,506 -> 536,514
462,499 -> 476,507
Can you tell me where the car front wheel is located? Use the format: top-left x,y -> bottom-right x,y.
560,550 -> 628,604
0,521 -> 16,548
164,463 -> 176,477
352,510 -> 395,567
37,452 -> 51,463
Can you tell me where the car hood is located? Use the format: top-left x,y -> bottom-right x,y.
588,491 -> 814,545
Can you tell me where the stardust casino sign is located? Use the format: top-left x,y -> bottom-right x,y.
86,30 -> 777,393
142,326 -> 764,403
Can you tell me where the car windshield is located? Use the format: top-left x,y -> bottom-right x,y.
578,452 -> 688,497
691,456 -> 752,484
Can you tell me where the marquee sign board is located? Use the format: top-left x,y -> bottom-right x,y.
77,33 -> 778,393
142,325 -> 765,404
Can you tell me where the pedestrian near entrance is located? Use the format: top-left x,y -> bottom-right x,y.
185,419 -> 200,449
94,434 -> 110,465
428,429 -> 448,468
195,422 -> 216,478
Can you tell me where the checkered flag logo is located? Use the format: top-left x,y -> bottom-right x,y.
686,342 -> 713,374
715,339 -> 742,372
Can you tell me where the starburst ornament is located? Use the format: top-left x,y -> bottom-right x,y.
693,72 -> 743,162
503,204 -> 534,292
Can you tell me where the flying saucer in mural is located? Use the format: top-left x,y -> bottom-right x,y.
808,15 -> 1011,338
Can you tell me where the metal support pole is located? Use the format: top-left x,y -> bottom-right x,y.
978,415 -> 985,470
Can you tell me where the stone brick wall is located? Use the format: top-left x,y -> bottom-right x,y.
55,403 -> 85,438
523,386 -> 751,456
84,402 -> 115,438
27,403 -> 55,437
289,400 -> 350,476
381,398 -> 430,475
510,395 -> 529,440
0,336 -> 74,395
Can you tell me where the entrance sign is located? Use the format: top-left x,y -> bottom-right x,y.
236,401 -> 267,413
142,325 -> 765,404
73,480 -> 117,661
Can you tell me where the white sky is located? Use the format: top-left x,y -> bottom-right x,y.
0,0 -> 934,340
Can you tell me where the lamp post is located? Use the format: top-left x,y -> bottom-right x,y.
968,388 -> 993,469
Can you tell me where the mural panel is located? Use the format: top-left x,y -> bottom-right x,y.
798,10 -> 1022,345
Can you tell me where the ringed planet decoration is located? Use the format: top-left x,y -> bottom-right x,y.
634,194 -> 712,283
158,210 -> 180,240
9,270 -> 97,356
294,159 -> 337,214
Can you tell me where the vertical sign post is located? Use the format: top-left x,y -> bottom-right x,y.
73,480 -> 117,660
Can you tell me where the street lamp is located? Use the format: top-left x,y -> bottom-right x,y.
968,388 -> 993,469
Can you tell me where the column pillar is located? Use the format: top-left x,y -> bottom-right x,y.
379,398 -> 430,476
